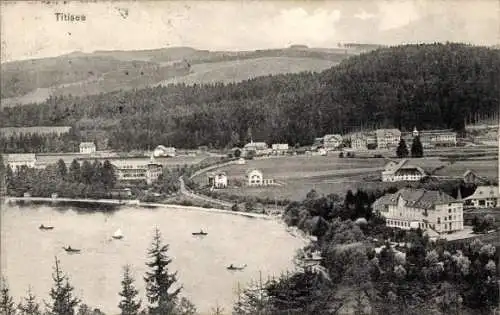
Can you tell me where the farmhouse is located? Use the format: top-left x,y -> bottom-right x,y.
246,169 -> 274,186
271,143 -> 289,155
463,186 -> 500,209
79,142 -> 96,154
373,188 -> 464,233
207,172 -> 228,189
5,154 -> 37,172
375,129 -> 401,149
153,145 -> 176,157
381,159 -> 426,182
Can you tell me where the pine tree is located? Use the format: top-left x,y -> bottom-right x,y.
410,136 -> 424,158
48,257 -> 80,315
102,160 -> 116,190
0,277 -> 16,315
68,160 -> 81,183
118,265 -> 142,315
396,139 -> 409,158
56,159 -> 68,179
18,288 -> 41,315
144,228 -> 182,315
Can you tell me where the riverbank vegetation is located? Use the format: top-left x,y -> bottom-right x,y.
0,228 -> 195,315
1,43 -> 498,151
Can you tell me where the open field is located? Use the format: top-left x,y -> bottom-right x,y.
434,159 -> 498,179
193,152 -> 498,201
159,57 -> 338,86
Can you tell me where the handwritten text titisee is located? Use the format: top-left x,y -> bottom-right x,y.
55,13 -> 86,22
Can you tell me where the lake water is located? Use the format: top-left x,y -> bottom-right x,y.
1,202 -> 306,314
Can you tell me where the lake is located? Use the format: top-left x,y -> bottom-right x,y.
1,202 -> 306,314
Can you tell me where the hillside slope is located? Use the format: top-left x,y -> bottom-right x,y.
2,43 -> 498,152
1,46 -> 360,106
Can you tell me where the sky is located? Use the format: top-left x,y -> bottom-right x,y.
1,0 -> 499,62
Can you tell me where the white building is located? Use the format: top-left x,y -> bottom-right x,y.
153,145 -> 176,157
323,134 -> 343,151
109,156 -> 163,185
381,159 -> 426,182
375,129 -> 401,149
464,186 -> 500,209
373,188 -> 464,233
208,172 -> 228,189
243,141 -> 270,156
271,143 -> 289,154
246,169 -> 274,186
5,154 -> 37,171
79,142 -> 96,154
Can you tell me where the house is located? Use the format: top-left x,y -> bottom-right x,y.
243,141 -> 269,156
323,134 -> 343,151
375,129 -> 401,149
5,154 -> 37,171
463,170 -> 488,185
246,169 -> 275,186
207,172 -> 228,189
373,188 -> 464,233
464,186 -> 500,209
79,142 -> 96,154
272,143 -> 289,155
381,159 -> 426,182
153,145 -> 176,157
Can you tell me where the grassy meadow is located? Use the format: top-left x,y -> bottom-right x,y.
192,149 -> 498,201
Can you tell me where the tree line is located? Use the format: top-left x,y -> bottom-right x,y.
4,158 -> 117,199
0,228 -> 196,315
1,43 -> 498,151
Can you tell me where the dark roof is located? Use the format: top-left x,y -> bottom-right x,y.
373,188 -> 458,210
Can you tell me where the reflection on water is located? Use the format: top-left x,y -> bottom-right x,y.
1,202 -> 305,314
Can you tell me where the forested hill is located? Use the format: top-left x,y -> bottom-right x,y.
1,43 -> 499,151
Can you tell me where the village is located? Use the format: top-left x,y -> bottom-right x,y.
3,121 -> 499,244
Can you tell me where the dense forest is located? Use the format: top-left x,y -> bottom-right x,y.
1,43 -> 499,151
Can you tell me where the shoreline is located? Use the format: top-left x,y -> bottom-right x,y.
2,196 -> 274,220
3,196 -> 314,244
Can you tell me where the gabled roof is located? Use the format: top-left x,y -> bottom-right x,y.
155,145 -> 176,151
324,134 -> 343,141
244,142 -> 267,148
384,159 -> 426,175
246,168 -> 263,176
464,186 -> 500,200
373,188 -> 458,210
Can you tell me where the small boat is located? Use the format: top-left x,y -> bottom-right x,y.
39,224 -> 54,230
63,246 -> 81,253
227,264 -> 247,271
192,230 -> 208,236
112,229 -> 124,240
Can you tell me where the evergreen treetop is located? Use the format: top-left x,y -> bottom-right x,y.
144,228 -> 182,315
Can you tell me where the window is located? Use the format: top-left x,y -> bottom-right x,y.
437,217 -> 441,224
449,215 -> 452,220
